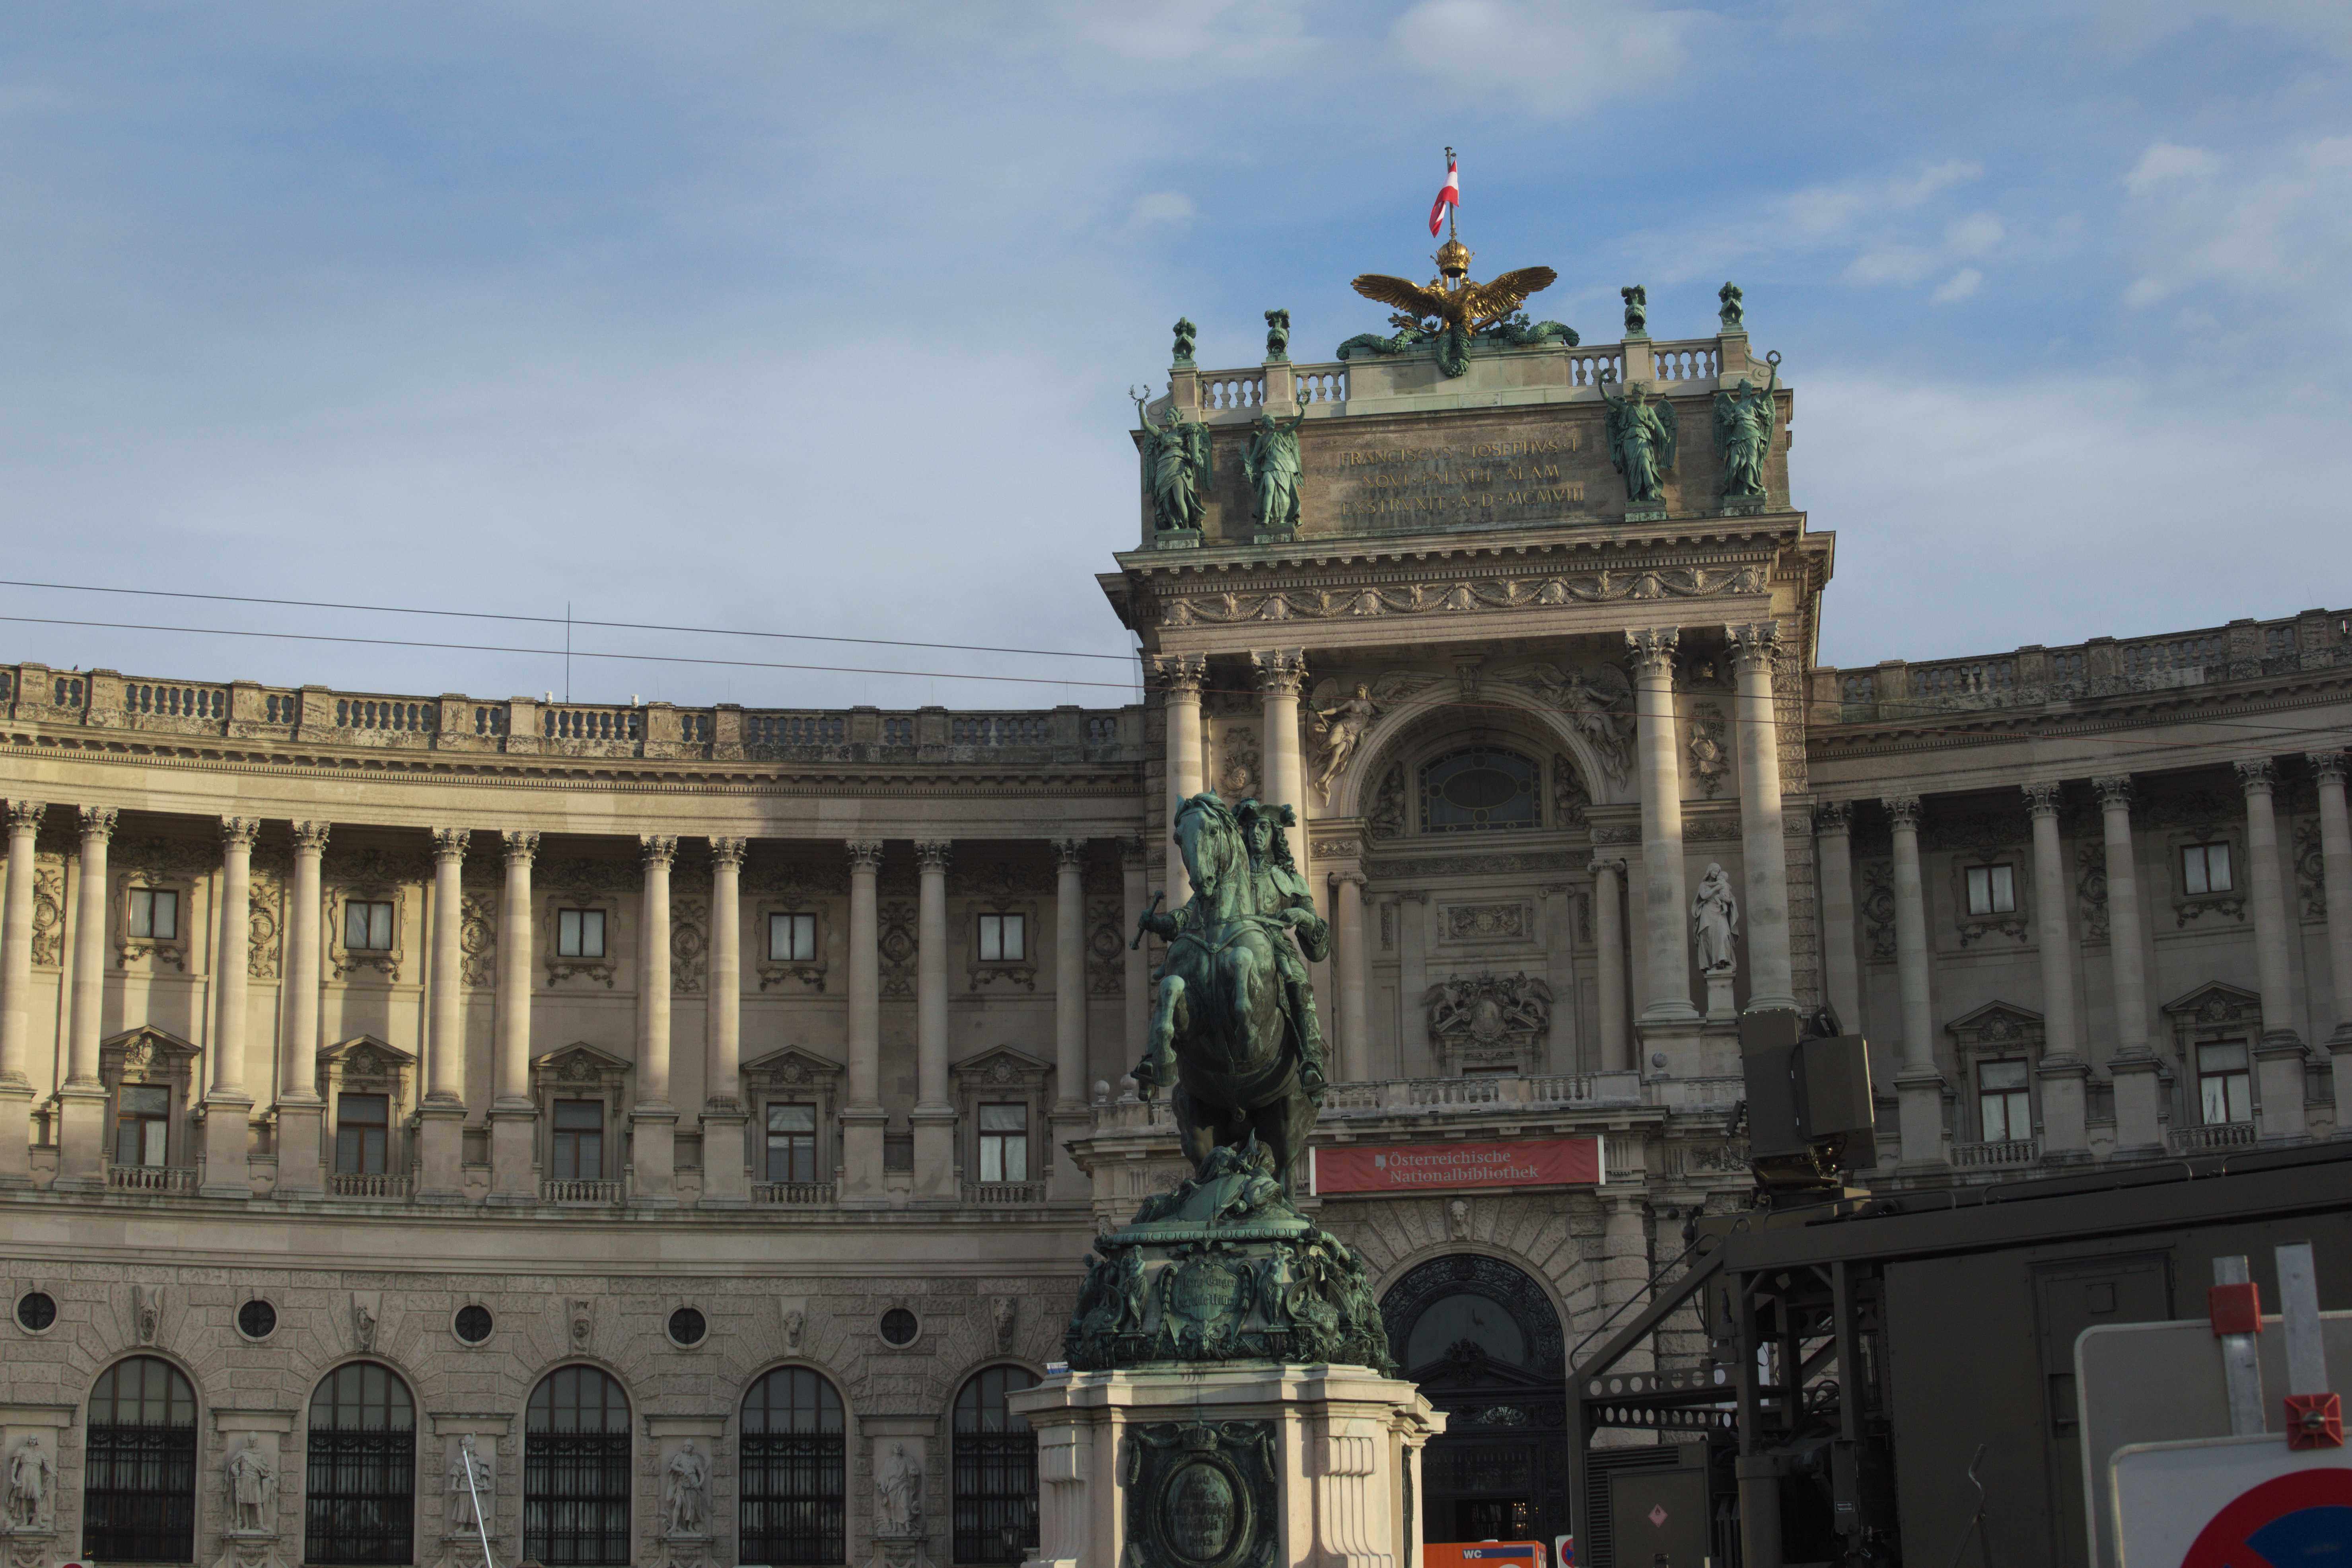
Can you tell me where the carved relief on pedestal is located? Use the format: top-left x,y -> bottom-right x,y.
1425,971 -> 1553,1074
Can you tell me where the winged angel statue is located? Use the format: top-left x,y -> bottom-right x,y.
1132,393 -> 1210,533
1600,372 -> 1677,504
1342,240 -> 1574,378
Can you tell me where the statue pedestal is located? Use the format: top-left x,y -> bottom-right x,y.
1703,970 -> 1737,1022
1153,529 -> 1203,551
657,1530 -> 716,1568
1010,1363 -> 1442,1568
867,1527 -> 937,1568
0,1523 -> 60,1568
428,1528 -> 500,1568
207,1529 -> 291,1568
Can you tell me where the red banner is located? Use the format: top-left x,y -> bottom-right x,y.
1312,1135 -> 1604,1195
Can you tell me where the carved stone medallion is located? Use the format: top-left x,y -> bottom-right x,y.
1123,1420 -> 1276,1568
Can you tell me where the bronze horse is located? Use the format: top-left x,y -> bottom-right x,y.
1134,794 -> 1319,1191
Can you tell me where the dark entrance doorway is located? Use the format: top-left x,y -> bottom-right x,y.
1382,1254 -> 1569,1547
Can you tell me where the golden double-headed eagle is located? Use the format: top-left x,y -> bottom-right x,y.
1348,233 -> 1558,377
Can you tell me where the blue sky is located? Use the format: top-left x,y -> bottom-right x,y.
4,1 -> 2350,709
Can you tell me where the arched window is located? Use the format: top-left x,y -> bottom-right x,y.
84,1356 -> 198,1563
305,1362 -> 416,1566
524,1367 -> 631,1567
739,1367 -> 845,1567
1418,747 -> 1541,833
952,1366 -> 1039,1565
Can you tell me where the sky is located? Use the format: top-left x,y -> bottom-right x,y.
4,1 -> 2350,712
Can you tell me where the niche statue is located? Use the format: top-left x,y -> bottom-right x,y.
1712,356 -> 1779,500
1600,372 -> 1677,504
1240,401 -> 1307,536
1132,395 -> 1210,534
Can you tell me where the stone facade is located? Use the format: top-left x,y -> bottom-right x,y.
2,292 -> 2348,1567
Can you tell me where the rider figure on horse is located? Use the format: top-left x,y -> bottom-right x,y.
1138,796 -> 1331,1095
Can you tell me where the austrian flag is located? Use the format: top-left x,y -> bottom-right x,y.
1428,152 -> 1459,235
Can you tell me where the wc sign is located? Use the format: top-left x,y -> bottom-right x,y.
1309,1135 -> 1603,1195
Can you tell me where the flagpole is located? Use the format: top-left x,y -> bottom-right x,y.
1445,145 -> 1457,242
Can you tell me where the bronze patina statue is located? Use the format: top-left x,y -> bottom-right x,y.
1601,369 -> 1677,504
1131,395 -> 1210,533
1344,220 -> 1566,379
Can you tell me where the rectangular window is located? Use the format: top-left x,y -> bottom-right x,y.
765,1102 -> 818,1184
768,912 -> 817,963
127,887 -> 179,942
344,899 -> 395,952
978,1103 -> 1029,1183
1977,1059 -> 2032,1143
1965,864 -> 2017,917
977,912 -> 1026,963
552,1099 -> 604,1181
2198,1041 -> 2253,1125
115,1084 -> 169,1167
335,1092 -> 390,1175
556,908 -> 607,959
2183,842 -> 2234,896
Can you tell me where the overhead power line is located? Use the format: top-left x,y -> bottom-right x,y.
0,577 -> 1133,664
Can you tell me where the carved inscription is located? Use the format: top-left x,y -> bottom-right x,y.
1325,438 -> 1585,525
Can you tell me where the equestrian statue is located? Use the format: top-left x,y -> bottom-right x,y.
1134,794 -> 1329,1191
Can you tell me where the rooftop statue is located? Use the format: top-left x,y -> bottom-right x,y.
1344,224 -> 1565,378
1239,400 -> 1307,536
1171,316 -> 1197,366
1263,307 -> 1290,362
1622,283 -> 1648,337
1600,370 -> 1677,504
1718,280 -> 1745,331
1713,354 -> 1780,500
1132,393 -> 1210,534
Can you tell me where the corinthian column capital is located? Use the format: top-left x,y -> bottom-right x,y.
219,815 -> 260,850
1725,621 -> 1782,673
501,830 -> 540,866
1051,838 -> 1086,869
2093,774 -> 2134,810
1624,626 -> 1680,675
1249,648 -> 1307,695
2307,750 -> 2348,785
80,806 -> 121,844
2235,757 -> 2277,794
290,819 -> 330,854
1881,794 -> 1922,830
2022,782 -> 2063,819
845,840 -> 884,874
4,801 -> 45,835
914,840 -> 953,875
1812,800 -> 1852,834
1144,652 -> 1208,696
430,827 -> 470,864
638,834 -> 679,868
710,837 -> 748,870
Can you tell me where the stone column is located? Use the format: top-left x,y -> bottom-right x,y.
2237,759 -> 2309,1140
1597,1193 -> 1654,1376
1120,838 -> 1149,1084
1397,893 -> 1432,1078
56,806 -> 120,1190
271,819 -> 328,1198
2093,778 -> 2164,1156
2025,783 -> 2088,1161
1252,649 -> 1309,819
1051,838 -> 1091,1198
700,837 -> 749,1208
1332,871 -> 1369,1083
1884,796 -> 1944,1167
841,840 -> 885,1203
489,831 -> 538,1203
1148,654 -> 1206,906
631,834 -> 680,1203
1588,857 -> 1630,1072
414,828 -> 469,1202
2309,753 -> 2352,1124
1813,803 -> 1862,1033
1626,629 -> 1699,1031
1728,622 -> 1796,1012
200,815 -> 261,1197
912,840 -> 955,1201
0,801 -> 45,1189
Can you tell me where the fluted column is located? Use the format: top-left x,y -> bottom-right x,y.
1813,804 -> 1861,1032
1626,629 -> 1698,1030
699,837 -> 748,1207
270,819 -> 328,1198
912,840 -> 955,1201
1589,857 -> 1630,1072
1252,649 -> 1308,817
1333,871 -> 1369,1082
2093,778 -> 2163,1155
1120,838 -> 1149,1081
54,807 -> 120,1189
488,831 -> 538,1203
2025,783 -> 2088,1160
2237,759 -> 2308,1140
1148,654 -> 1206,907
2308,753 -> 2352,1124
1051,838 -> 1091,1199
841,840 -> 886,1204
1885,795 -> 1943,1166
1728,622 -> 1796,1012
200,816 -> 260,1197
0,801 -> 45,1188
415,827 -> 471,1202
632,835 -> 679,1203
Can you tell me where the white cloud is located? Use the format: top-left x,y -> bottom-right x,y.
1806,370 -> 2352,667
1066,0 -> 1315,73
1931,267 -> 1982,302
2123,141 -> 2222,195
1388,0 -> 1702,117
1127,191 -> 1196,228
1846,246 -> 1936,285
1887,159 -> 1984,207
1945,212 -> 2004,255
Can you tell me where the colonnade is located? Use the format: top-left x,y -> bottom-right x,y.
0,815 -> 1130,1207
1813,751 -> 2352,1163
